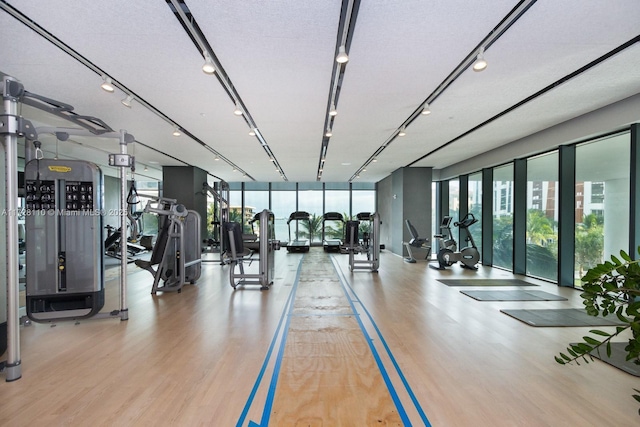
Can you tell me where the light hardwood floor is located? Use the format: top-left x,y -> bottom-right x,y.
1,248 -> 639,426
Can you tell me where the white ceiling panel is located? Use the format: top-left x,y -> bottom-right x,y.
1,0 -> 639,185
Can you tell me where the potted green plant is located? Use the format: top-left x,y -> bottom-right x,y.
555,248 -> 640,414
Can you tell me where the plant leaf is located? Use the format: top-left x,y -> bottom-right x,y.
583,336 -> 601,346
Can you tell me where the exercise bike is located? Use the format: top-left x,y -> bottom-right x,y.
430,213 -> 480,270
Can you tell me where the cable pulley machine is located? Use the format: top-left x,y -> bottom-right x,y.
1,75 -> 131,382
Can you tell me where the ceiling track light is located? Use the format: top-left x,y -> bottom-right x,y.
336,45 -> 349,64
473,47 -> 488,72
249,128 -> 256,136
421,104 -> 431,115
325,128 -> 333,137
329,104 -> 338,116
121,95 -> 134,108
172,126 -> 181,137
233,103 -> 243,116
202,51 -> 216,74
398,127 -> 406,137
100,75 -> 114,92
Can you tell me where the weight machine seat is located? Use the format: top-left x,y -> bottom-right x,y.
405,220 -> 429,248
344,220 -> 360,247
104,229 -> 121,250
222,221 -> 254,260
134,214 -> 171,271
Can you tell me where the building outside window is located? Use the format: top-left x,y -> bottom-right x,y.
574,133 -> 630,285
526,151 -> 558,281
493,164 -> 514,270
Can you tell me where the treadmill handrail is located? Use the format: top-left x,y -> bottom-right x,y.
323,212 -> 345,222
287,211 -> 311,224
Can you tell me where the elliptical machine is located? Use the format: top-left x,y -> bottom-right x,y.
430,213 -> 480,270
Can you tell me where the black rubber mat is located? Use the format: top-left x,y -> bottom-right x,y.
461,290 -> 567,301
437,279 -> 538,286
501,308 -> 625,327
587,342 -> 640,377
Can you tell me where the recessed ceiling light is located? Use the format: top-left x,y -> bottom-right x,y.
341,162 -> 351,166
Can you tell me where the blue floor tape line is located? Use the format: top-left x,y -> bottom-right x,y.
331,255 -> 432,427
329,256 -> 411,425
254,260 -> 301,427
236,256 -> 304,427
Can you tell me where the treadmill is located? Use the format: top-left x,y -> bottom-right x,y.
322,212 -> 345,252
286,211 -> 311,253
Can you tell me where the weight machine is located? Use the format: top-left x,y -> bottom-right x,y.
135,197 -> 202,294
403,220 -> 431,263
1,75 -> 131,381
344,212 -> 381,272
223,209 -> 280,289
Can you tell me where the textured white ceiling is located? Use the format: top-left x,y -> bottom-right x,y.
1,0 -> 639,183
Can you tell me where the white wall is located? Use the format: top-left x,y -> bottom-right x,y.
438,94 -> 640,180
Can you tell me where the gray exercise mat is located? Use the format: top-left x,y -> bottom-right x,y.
587,342 -> 640,377
461,290 -> 567,301
501,308 -> 624,327
437,279 -> 538,287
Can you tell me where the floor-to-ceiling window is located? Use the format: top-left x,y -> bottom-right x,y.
244,182 -> 270,234
574,133 -> 630,285
325,183 -> 350,217
351,183 -> 376,243
298,183 -> 323,244
526,151 -> 558,281
468,172 -> 482,261
448,178 -> 459,221
271,182 -> 297,243
351,183 -> 375,218
325,183 -> 350,241
448,178 -> 460,245
228,182 -> 243,225
493,164 -> 514,270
